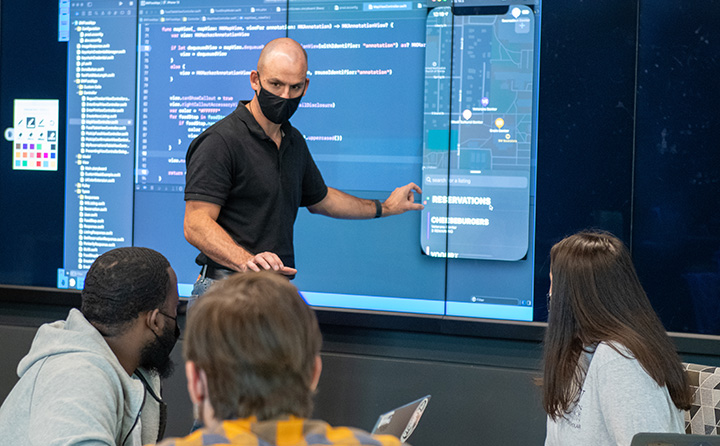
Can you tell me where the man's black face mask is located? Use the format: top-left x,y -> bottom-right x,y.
140,313 -> 180,379
256,79 -> 303,124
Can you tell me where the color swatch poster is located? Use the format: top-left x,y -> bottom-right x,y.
13,99 -> 59,171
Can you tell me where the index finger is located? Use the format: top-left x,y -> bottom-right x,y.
279,266 -> 298,276
406,182 -> 422,194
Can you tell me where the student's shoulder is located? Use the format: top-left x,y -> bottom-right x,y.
594,341 -> 632,359
319,426 -> 403,446
591,342 -> 641,374
32,351 -> 131,405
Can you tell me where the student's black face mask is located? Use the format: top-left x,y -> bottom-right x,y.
256,79 -> 303,124
140,311 -> 179,379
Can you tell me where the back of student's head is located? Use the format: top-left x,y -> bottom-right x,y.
548,230 -> 653,340
184,271 -> 322,421
543,230 -> 692,417
81,247 -> 171,334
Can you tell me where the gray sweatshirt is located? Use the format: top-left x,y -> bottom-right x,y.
545,342 -> 685,446
0,309 -> 155,446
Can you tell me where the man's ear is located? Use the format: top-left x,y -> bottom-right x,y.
302,77 -> 310,97
310,355 -> 322,391
145,308 -> 161,333
186,361 -> 205,405
250,70 -> 260,92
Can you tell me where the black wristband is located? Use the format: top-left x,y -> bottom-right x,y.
373,199 -> 383,219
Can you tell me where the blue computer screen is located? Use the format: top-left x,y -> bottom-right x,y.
44,0 -> 541,322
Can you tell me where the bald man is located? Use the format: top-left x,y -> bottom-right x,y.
184,38 -> 423,293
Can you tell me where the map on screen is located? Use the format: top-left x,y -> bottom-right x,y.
421,5 -> 536,261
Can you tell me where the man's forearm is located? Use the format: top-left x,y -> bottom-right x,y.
184,214 -> 253,271
308,184 -> 423,219
307,187 -> 378,219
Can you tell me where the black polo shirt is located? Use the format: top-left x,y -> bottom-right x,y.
185,101 -> 328,269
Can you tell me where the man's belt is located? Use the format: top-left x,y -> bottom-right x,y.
200,264 -> 236,281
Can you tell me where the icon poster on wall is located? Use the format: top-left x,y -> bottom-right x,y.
12,99 -> 60,171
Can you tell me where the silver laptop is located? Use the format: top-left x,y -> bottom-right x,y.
631,432 -> 720,446
371,395 -> 431,443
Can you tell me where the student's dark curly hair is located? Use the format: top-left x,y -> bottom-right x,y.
81,247 -> 171,334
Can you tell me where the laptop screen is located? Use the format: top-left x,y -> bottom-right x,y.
630,432 -> 720,446
371,395 -> 431,443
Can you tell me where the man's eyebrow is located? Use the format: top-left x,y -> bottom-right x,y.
263,78 -> 305,89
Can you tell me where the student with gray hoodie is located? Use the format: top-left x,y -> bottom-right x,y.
0,247 -> 180,446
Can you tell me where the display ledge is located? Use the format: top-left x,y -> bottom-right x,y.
1,285 -> 718,358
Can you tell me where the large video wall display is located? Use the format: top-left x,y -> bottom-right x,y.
631,0 -> 720,335
1,0 -> 719,336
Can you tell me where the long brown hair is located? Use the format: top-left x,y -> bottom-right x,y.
542,230 -> 692,419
